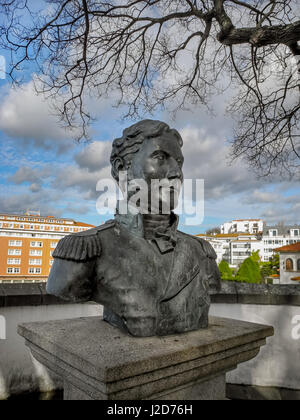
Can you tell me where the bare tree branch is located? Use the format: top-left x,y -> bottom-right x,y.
0,0 -> 299,177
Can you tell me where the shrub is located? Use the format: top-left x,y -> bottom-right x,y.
218,260 -> 234,281
236,257 -> 261,284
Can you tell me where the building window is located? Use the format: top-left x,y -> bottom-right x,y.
8,249 -> 22,256
50,242 -> 58,248
28,268 -> 41,274
29,259 -> 42,266
286,258 -> 294,271
297,259 -> 300,271
7,258 -> 21,265
29,249 -> 43,256
9,240 -> 22,247
30,241 -> 43,248
7,267 -> 20,274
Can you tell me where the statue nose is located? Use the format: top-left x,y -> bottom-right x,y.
167,161 -> 183,180
168,171 -> 182,181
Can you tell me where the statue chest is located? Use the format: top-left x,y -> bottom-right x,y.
92,227 -> 210,336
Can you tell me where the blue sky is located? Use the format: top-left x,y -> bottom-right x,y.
1,77 -> 299,235
0,4 -> 299,235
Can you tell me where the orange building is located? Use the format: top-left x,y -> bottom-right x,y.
0,212 -> 95,283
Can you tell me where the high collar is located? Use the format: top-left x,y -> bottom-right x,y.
115,203 -> 179,254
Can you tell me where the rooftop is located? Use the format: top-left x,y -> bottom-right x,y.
231,240 -> 260,243
0,212 -> 95,228
274,243 -> 300,253
196,233 -> 257,239
263,224 -> 300,235
224,219 -> 262,223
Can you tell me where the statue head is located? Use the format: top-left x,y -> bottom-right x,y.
110,120 -> 184,214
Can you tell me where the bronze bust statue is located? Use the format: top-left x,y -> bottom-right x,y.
47,120 -> 221,337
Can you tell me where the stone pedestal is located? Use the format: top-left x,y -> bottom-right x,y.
18,316 -> 273,400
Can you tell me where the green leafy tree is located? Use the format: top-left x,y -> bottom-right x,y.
250,251 -> 261,265
260,253 -> 280,282
236,257 -> 261,284
218,260 -> 234,281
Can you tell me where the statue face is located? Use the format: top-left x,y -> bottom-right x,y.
128,132 -> 184,213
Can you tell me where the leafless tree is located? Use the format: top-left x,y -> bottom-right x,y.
0,0 -> 299,177
205,227 -> 221,235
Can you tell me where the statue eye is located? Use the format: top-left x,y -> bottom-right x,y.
153,152 -> 166,161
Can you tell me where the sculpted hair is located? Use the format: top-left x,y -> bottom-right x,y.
110,120 -> 183,180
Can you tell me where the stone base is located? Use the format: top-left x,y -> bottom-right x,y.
18,316 -> 273,401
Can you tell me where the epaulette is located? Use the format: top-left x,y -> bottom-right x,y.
194,237 -> 217,260
53,220 -> 115,262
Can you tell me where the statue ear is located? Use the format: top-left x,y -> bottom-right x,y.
112,157 -> 125,182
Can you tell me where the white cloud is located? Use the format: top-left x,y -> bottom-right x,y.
53,164 -> 112,201
243,190 -> 282,205
180,126 -> 262,199
0,190 -> 63,217
8,166 -> 51,185
261,206 -> 300,225
74,141 -> 112,172
0,81 -> 78,145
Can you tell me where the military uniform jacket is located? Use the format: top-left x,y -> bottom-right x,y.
47,213 -> 221,337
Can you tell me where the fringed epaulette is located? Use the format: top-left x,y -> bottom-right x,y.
53,221 -> 115,262
195,237 -> 217,260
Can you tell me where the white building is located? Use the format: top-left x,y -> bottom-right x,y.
221,219 -> 263,235
197,233 -> 259,266
274,243 -> 300,285
198,222 -> 300,268
230,239 -> 264,267
262,225 -> 300,263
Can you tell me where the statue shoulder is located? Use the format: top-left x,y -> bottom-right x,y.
178,232 -> 221,290
194,236 -> 217,260
178,231 -> 217,260
195,236 -> 221,290
52,220 -> 115,262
